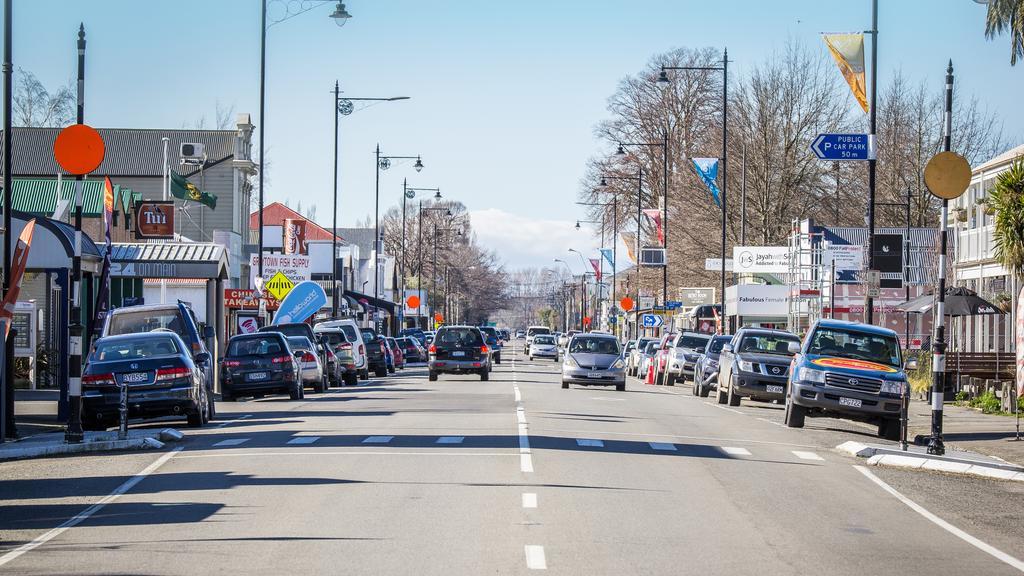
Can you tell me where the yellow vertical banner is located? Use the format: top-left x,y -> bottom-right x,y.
823,33 -> 868,114
620,231 -> 637,264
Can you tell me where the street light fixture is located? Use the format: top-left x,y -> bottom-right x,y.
418,202 -> 453,327
616,137 -> 669,312
657,50 -> 730,330
258,0 -> 349,280
374,146 -> 424,332
400,182 -> 441,329
330,83 -> 410,317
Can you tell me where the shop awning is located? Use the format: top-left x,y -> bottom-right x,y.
344,289 -> 396,313
109,242 -> 229,279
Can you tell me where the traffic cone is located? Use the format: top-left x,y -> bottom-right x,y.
646,363 -> 655,385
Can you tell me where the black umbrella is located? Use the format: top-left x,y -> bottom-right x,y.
894,286 -> 1003,317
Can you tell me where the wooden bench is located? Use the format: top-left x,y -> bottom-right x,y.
947,352 -> 1014,380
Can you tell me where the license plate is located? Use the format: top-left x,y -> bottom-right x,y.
766,385 -> 784,394
588,372 -> 603,378
452,351 -> 466,357
122,372 -> 148,383
247,372 -> 268,381
839,397 -> 862,408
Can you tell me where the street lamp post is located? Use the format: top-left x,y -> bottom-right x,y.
418,202 -> 450,328
402,183 -> 440,327
600,172 -> 646,338
258,1 -> 350,280
616,134 -> 669,308
658,48 -> 729,326
331,83 -> 409,317
374,146 -> 423,331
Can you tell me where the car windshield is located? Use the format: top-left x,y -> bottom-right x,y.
436,328 -> 483,347
738,333 -> 800,355
808,327 -> 902,367
527,327 -> 551,336
93,336 -> 180,361
108,310 -> 189,342
287,337 -> 313,352
644,342 -> 659,355
709,337 -> 731,353
534,335 -> 555,345
569,337 -> 620,355
319,333 -> 348,348
338,326 -> 358,341
360,329 -> 379,343
227,336 -> 285,357
677,335 -> 711,349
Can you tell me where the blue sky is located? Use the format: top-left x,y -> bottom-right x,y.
4,0 -> 1021,270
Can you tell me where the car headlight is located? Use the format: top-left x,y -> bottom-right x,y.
611,358 -> 625,369
564,355 -> 578,368
798,367 -> 826,383
880,380 -> 907,396
737,360 -> 754,372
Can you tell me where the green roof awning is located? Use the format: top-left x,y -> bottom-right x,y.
1,178 -> 134,218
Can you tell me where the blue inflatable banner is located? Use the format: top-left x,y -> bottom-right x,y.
273,281 -> 327,325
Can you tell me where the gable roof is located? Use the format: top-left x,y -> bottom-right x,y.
248,201 -> 341,242
0,127 -> 236,177
333,227 -> 375,254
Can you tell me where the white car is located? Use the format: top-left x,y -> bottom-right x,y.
314,319 -> 369,380
286,336 -> 327,393
525,325 -> 551,354
529,334 -> 559,361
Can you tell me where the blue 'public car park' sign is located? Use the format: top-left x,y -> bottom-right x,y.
811,133 -> 873,161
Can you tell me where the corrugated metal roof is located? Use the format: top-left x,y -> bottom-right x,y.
334,227 -> 375,254
0,127 -> 237,176
0,178 -> 133,217
110,242 -> 226,263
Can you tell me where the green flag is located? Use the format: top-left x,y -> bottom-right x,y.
170,170 -> 217,209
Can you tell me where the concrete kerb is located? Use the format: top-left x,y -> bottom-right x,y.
837,440 -> 1024,482
0,428 -> 183,462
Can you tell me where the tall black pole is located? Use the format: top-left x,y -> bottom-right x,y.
865,0 -> 879,324
65,23 -> 86,444
401,178 -> 407,329
431,222 -> 437,326
720,47 -> 729,332
373,144 -> 381,331
417,200 -> 423,327
257,0 -> 266,280
331,81 -> 340,317
636,168 -> 642,339
1,0 -> 12,441
928,60 -> 954,457
612,195 -> 617,336
662,129 -> 668,308
740,144 -> 746,246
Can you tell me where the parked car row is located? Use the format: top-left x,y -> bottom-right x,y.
622,318 -> 916,441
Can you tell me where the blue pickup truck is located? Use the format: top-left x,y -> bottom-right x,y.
784,318 -> 916,440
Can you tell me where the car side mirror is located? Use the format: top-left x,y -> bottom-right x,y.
203,325 -> 215,339
905,359 -> 919,371
722,344 -> 733,354
787,342 -> 801,355
194,351 -> 211,364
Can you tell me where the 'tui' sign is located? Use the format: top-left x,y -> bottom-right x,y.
135,201 -> 175,239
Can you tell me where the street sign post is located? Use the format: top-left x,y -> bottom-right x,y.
641,314 -> 663,328
665,301 -> 682,310
811,133 -> 873,161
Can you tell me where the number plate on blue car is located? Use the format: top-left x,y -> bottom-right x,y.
839,397 -> 862,408
247,372 -> 268,381
122,372 -> 148,383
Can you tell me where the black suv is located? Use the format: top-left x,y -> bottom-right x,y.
259,323 -> 329,387
428,325 -> 490,381
360,327 -> 389,377
717,328 -> 801,406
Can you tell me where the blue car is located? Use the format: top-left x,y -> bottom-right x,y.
784,318 -> 916,440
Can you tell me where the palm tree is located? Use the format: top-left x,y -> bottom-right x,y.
990,159 -> 1024,276
985,0 -> 1024,65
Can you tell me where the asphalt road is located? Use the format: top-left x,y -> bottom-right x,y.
1,341 -> 1022,575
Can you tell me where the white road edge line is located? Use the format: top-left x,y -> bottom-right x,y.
522,492 -> 537,508
524,545 -> 547,570
512,349 -> 534,473
0,447 -> 183,568
176,451 -> 517,458
853,465 -> 1024,573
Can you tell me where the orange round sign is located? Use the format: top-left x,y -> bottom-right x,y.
406,295 -> 421,309
434,312 -> 444,323
583,316 -> 592,326
53,124 -> 105,175
620,297 -> 634,312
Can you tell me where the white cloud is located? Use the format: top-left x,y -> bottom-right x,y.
470,208 -> 603,270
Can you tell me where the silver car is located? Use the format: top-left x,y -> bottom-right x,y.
287,336 -> 327,393
529,334 -> 559,361
561,333 -> 625,391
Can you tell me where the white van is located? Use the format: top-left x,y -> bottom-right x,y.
525,325 -> 552,355
314,319 -> 369,380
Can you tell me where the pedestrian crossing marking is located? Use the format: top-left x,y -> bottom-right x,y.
576,439 -> 604,447
648,442 -> 677,451
436,436 -> 464,444
363,436 -> 394,444
287,436 -> 320,445
792,450 -> 824,461
721,446 -> 751,456
213,438 -> 249,447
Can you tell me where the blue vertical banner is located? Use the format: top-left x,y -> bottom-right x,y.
692,158 -> 722,208
600,248 -> 615,268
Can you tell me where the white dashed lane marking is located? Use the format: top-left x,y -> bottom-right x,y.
648,442 -> 677,451
363,436 -> 394,444
212,438 -> 250,447
286,436 -> 320,445
436,436 -> 464,444
524,545 -> 547,570
576,439 -> 604,448
721,446 -> 752,456
792,450 -> 824,461
522,493 -> 537,508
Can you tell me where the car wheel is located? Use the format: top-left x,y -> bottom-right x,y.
359,369 -> 369,380
692,379 -> 700,396
375,367 -> 388,378
495,354 -> 501,364
221,392 -> 235,402
666,373 -> 675,386
206,392 -> 216,421
480,368 -> 489,381
716,383 -> 728,404
878,418 -> 900,441
562,380 -> 569,389
187,405 -> 204,428
616,381 -> 625,392
699,383 -> 711,398
727,380 -> 742,406
428,371 -> 438,382
529,356 -> 533,361
783,391 -> 806,428
317,376 -> 328,393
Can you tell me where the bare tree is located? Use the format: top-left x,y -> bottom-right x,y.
13,68 -> 74,127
